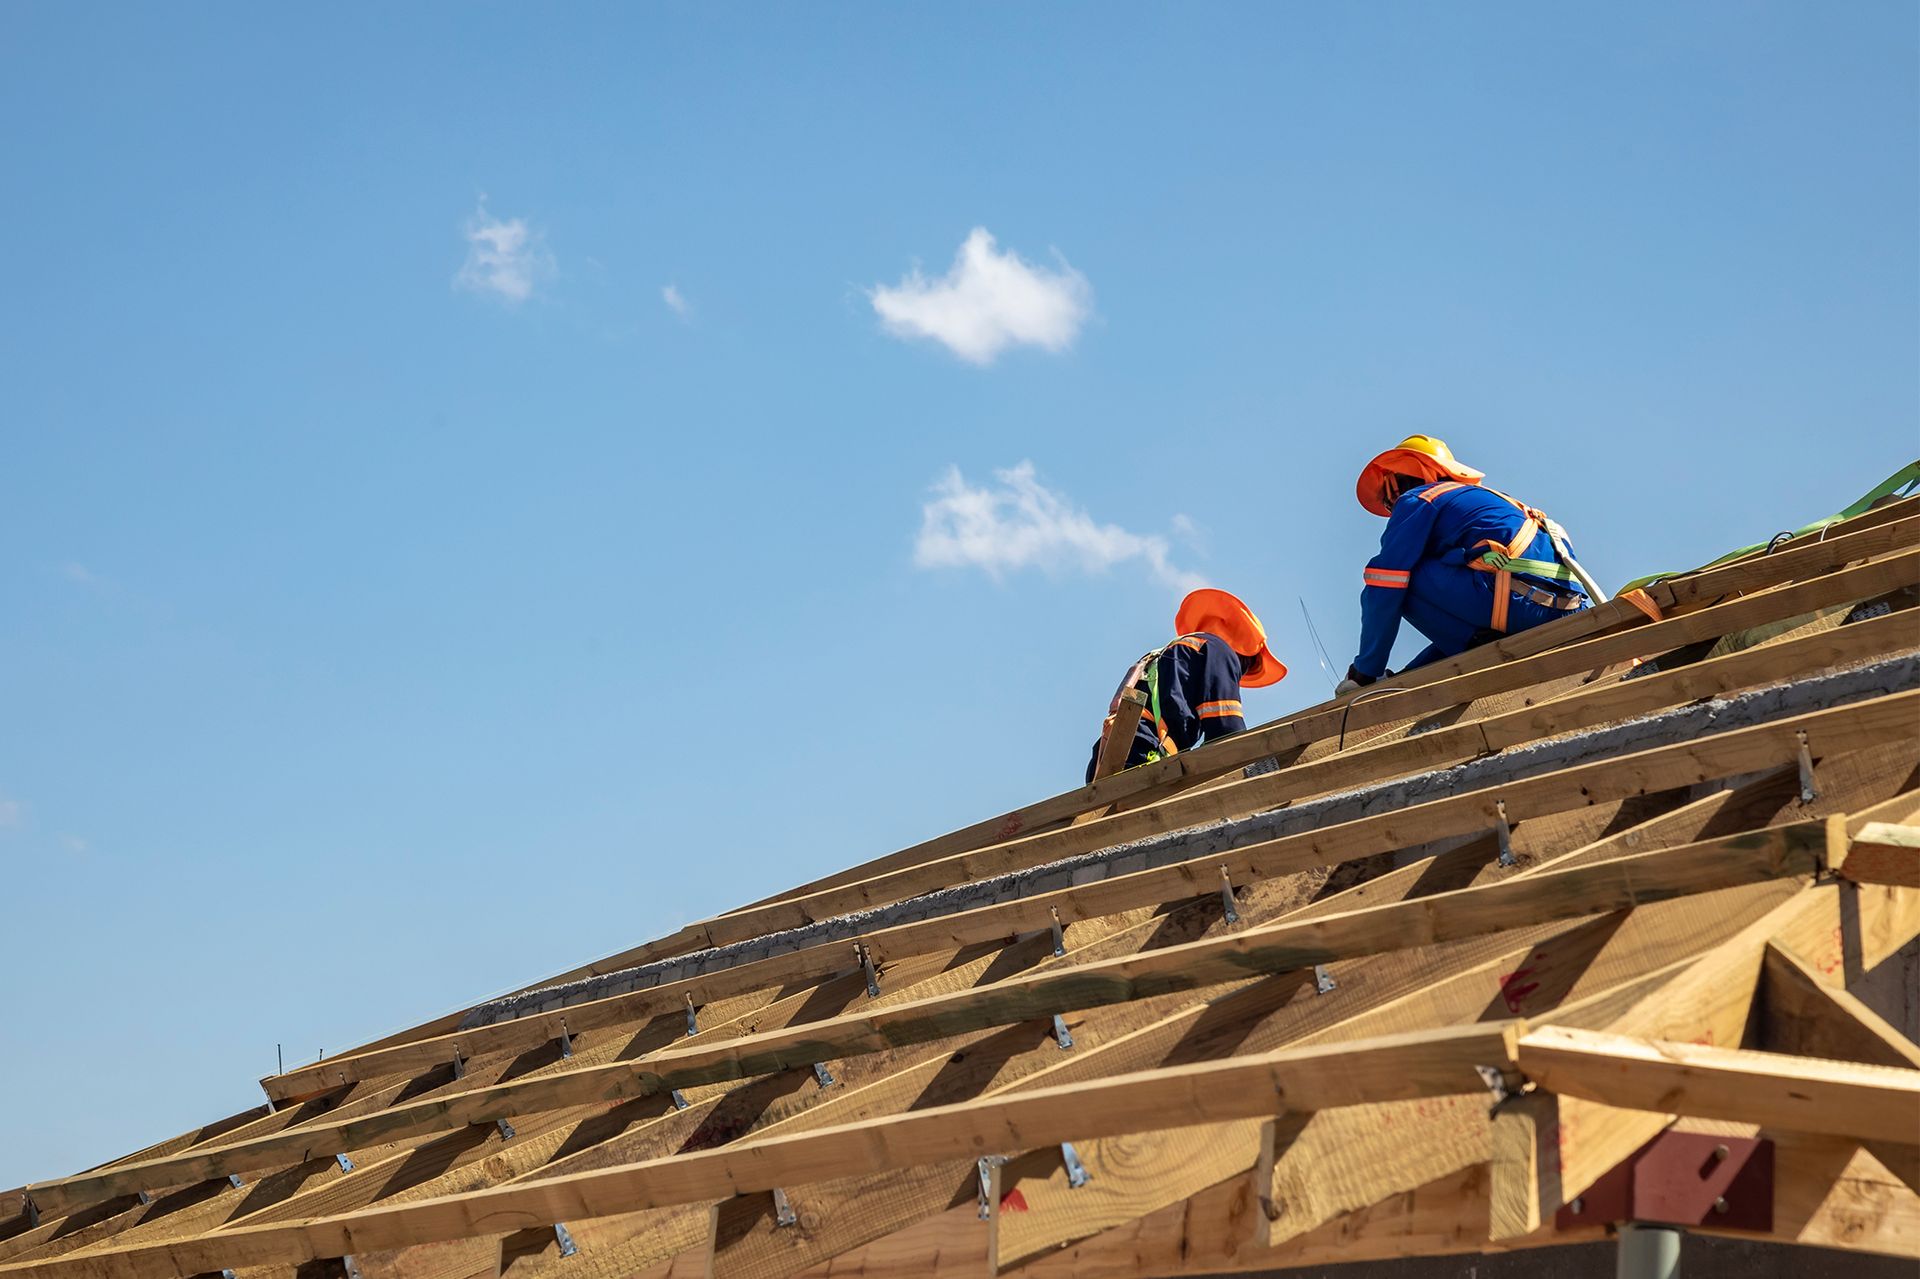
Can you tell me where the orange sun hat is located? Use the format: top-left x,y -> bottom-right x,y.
1175,588 -> 1287,688
1355,434 -> 1486,516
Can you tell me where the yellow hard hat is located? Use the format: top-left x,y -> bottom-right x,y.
1356,434 -> 1486,516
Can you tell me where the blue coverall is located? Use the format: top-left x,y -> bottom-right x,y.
1354,482 -> 1589,679
1086,633 -> 1248,783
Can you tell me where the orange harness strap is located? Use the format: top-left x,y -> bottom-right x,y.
1465,489 -> 1550,634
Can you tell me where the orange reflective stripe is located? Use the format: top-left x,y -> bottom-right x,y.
1417,481 -> 1467,503
1170,636 -> 1207,652
1197,700 -> 1243,719
1364,568 -> 1411,589
1488,573 -> 1511,633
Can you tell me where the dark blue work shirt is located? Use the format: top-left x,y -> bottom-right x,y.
1086,632 -> 1248,783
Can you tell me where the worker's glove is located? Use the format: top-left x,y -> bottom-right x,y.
1335,664 -> 1379,697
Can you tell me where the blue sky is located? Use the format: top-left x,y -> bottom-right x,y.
1,3 -> 1913,1186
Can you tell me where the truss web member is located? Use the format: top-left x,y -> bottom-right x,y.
1087,588 -> 1287,782
1337,435 -> 1600,695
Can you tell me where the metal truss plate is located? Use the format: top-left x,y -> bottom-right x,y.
1557,1133 -> 1772,1233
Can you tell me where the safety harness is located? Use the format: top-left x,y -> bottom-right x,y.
1088,635 -> 1204,781
1422,482 -> 1609,633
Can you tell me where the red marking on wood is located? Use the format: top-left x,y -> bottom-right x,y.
1000,1188 -> 1029,1213
1497,967 -> 1541,1013
1818,925 -> 1844,976
997,816 -> 1024,839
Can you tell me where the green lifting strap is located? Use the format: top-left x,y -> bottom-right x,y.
1477,550 -> 1580,583
1144,652 -> 1165,746
1617,459 -> 1920,594
1143,633 -> 1209,753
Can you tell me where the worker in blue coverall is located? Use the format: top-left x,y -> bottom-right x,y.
1336,436 -> 1596,694
1086,589 -> 1288,782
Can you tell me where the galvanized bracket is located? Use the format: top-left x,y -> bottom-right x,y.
1495,800 -> 1516,868
341,1256 -> 364,1279
1219,866 -> 1240,925
1312,965 -> 1337,995
227,1174 -> 245,1189
1049,907 -> 1066,958
21,1195 -> 39,1228
495,1119 -> 517,1141
136,1191 -> 152,1206
857,943 -> 880,998
556,1022 -> 574,1059
771,1188 -> 797,1228
553,1222 -> 579,1257
1796,731 -> 1817,803
1052,1015 -> 1074,1049
976,1155 -> 1009,1219
812,1062 -> 836,1089
1061,1142 -> 1091,1189
221,1270 -> 237,1279
684,994 -> 699,1038
451,1051 -> 465,1080
1475,1064 -> 1512,1107
335,1152 -> 356,1172
670,1089 -> 689,1110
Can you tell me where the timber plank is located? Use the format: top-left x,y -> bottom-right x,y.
277,502 -> 1918,1084
264,688 -> 1917,1105
127,822 -> 1825,1209
1518,1025 -> 1920,1142
1,1023 -> 1527,1279
695,553 -> 1920,946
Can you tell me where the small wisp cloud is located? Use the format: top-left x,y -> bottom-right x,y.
872,228 -> 1092,365
915,462 -> 1201,591
661,283 -> 690,317
455,202 -> 552,304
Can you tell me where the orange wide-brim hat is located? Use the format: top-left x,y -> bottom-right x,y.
1175,588 -> 1287,688
1356,435 -> 1487,516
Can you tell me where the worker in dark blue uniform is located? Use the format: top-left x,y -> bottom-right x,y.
1337,436 -> 1599,693
1087,589 -> 1287,782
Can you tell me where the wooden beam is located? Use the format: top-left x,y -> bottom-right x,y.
890,872 -> 1800,1274
1833,821 -> 1920,887
792,1202 -> 990,1279
1754,1131 -> 1920,1257
263,689 -> 1911,1104
1761,940 -> 1920,1196
289,505 -> 1919,1077
41,823 -> 1820,1221
992,1120 -> 1275,1272
724,608 -> 1915,964
692,551 -> 1920,949
754,499 -> 1919,913
1488,1090 -> 1559,1243
0,1022 -> 1526,1279
1516,1025 -> 1920,1142
1760,941 -> 1920,1071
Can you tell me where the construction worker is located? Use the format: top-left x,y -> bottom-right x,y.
1337,435 -> 1603,694
1087,589 -> 1287,782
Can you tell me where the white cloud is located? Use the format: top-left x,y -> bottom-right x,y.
914,462 -> 1202,591
59,833 -> 88,857
60,562 -> 97,584
454,201 -> 551,304
661,283 -> 689,317
871,228 -> 1092,365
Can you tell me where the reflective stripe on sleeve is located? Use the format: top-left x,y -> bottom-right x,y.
1363,568 -> 1411,589
1197,700 -> 1243,719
